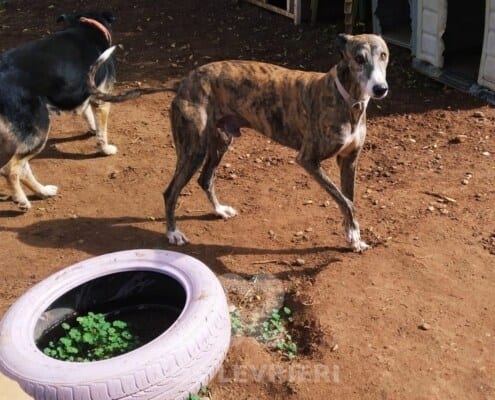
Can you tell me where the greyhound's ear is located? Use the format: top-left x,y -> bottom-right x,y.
335,33 -> 351,57
102,11 -> 116,24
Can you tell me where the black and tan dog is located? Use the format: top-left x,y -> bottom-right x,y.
0,11 -> 116,211
90,33 -> 389,252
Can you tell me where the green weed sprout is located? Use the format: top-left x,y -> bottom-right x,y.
43,312 -> 140,362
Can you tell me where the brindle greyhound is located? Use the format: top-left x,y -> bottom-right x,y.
89,33 -> 389,252
164,33 -> 389,252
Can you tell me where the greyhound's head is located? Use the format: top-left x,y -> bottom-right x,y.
336,33 -> 389,100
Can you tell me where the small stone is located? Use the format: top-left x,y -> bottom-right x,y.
418,322 -> 431,331
448,135 -> 467,144
442,196 -> 457,204
295,258 -> 306,266
461,179 -> 469,185
331,344 -> 339,352
482,151 -> 490,156
303,200 -> 313,205
294,231 -> 304,237
427,206 -> 435,212
472,111 -> 485,118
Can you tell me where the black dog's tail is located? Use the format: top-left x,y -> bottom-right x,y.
88,46 -> 180,103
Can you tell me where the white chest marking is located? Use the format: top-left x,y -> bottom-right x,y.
337,122 -> 366,157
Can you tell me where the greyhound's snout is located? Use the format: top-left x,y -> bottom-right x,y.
372,84 -> 388,99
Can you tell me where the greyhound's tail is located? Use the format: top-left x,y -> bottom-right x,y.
88,45 -> 180,103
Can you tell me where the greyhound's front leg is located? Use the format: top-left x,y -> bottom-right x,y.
337,150 -> 369,252
297,153 -> 369,252
337,150 -> 360,202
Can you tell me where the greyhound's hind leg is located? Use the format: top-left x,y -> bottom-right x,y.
197,119 -> 240,219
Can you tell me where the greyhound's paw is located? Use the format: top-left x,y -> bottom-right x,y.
39,185 -> 58,198
215,205 -> 237,219
346,225 -> 370,253
99,144 -> 118,156
13,194 -> 31,211
351,240 -> 370,253
166,229 -> 189,246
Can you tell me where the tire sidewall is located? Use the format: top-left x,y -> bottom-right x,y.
0,249 -> 230,391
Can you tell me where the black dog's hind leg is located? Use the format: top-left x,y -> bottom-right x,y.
3,151 -> 57,211
19,160 -> 58,199
0,129 -> 17,201
83,104 -> 97,134
0,129 -> 17,171
1,100 -> 57,210
90,100 -> 116,155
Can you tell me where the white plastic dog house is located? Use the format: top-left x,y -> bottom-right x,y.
479,0 -> 495,91
373,0 -> 495,103
414,0 -> 447,68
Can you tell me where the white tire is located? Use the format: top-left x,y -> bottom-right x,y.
0,250 -> 231,400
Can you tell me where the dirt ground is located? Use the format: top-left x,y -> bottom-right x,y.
0,1 -> 494,399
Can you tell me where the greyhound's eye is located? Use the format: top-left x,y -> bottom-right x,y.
354,54 -> 366,65
380,52 -> 387,61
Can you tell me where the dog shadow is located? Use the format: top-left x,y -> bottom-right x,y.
4,215 -> 347,280
0,209 -> 25,218
0,194 -> 56,217
37,131 -> 104,160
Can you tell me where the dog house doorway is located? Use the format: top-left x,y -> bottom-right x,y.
372,0 -> 414,49
442,0 -> 485,81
